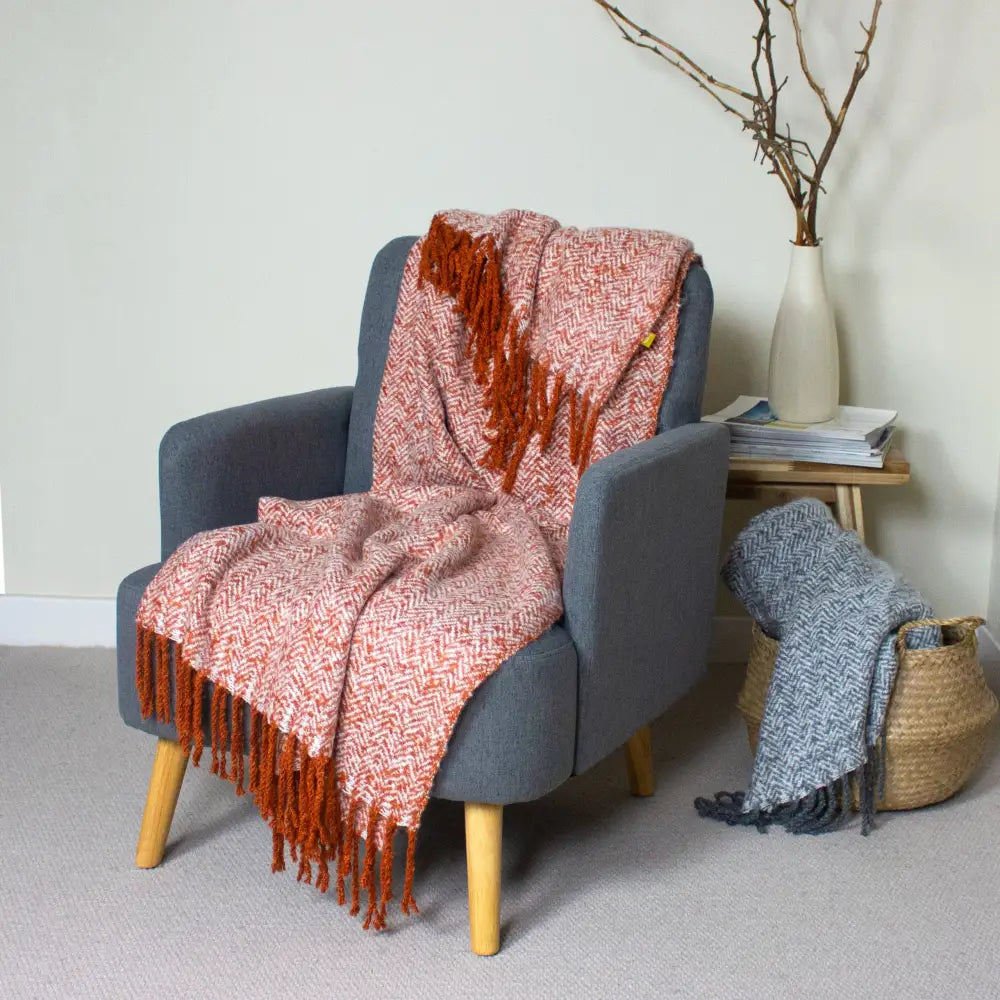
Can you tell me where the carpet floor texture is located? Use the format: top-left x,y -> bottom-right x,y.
1,644 -> 999,1000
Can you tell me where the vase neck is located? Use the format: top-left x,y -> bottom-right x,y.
786,244 -> 826,286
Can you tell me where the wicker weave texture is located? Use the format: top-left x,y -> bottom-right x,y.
737,618 -> 998,811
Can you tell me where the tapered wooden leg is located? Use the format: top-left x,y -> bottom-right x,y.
625,724 -> 655,797
834,485 -> 855,532
465,802 -> 502,956
136,738 -> 188,869
850,485 -> 866,542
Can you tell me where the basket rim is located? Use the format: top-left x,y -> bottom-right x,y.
748,617 -> 983,643
741,621 -> 998,743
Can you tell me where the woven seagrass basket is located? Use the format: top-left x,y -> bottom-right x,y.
738,617 -> 999,811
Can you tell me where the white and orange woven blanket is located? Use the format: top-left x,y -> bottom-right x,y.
136,209 -> 696,928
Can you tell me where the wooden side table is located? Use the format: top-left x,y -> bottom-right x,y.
726,449 -> 910,542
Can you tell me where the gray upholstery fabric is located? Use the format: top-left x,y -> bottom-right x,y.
342,238 -> 712,494
160,387 -> 353,559
344,237 -> 416,495
431,626 -> 577,803
117,564 -> 577,803
658,266 -> 712,432
564,422 -> 730,774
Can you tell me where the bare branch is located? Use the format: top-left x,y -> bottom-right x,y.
836,1 -> 883,129
804,0 -> 883,236
600,6 -> 748,122
591,0 -> 882,245
750,0 -> 780,143
777,0 -> 836,126
594,1 -> 757,103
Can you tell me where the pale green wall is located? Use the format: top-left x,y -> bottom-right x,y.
990,464 -> 1000,635
1,1 -> 999,616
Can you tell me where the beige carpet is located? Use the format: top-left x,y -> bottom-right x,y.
2,645 -> 999,1000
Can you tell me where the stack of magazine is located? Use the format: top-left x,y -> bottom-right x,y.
704,396 -> 897,468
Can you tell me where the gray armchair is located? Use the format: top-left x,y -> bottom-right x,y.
117,236 -> 729,954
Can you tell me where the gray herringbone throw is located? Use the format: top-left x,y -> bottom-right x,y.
696,498 -> 937,834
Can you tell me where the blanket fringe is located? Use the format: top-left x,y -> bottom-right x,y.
418,212 -> 599,491
693,743 -> 883,836
136,627 -> 418,928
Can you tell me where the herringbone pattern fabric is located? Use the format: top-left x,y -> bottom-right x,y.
703,499 -> 936,832
135,209 -> 696,924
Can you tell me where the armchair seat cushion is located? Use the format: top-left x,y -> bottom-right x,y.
117,565 -> 577,805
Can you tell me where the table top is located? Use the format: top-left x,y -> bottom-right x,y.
728,448 -> 910,486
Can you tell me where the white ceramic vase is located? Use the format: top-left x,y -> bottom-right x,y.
767,245 -> 840,424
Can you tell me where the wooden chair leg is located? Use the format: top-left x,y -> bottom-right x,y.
465,802 -> 502,956
625,724 -> 655,796
136,738 -> 188,869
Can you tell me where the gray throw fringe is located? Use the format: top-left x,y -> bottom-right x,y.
694,742 -> 882,835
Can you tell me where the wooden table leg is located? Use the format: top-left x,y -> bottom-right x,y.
834,485 -> 855,532
850,485 -> 866,542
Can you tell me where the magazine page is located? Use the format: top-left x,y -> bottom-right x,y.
704,396 -> 896,444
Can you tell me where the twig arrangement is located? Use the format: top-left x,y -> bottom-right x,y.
593,0 -> 883,245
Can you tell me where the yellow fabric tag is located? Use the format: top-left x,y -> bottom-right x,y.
641,331 -> 657,348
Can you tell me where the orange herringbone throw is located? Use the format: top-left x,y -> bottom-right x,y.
136,209 -> 696,928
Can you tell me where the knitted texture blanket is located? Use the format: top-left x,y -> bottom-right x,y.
136,209 -> 697,926
696,499 -> 937,834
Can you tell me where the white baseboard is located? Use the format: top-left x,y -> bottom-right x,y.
0,595 -> 116,647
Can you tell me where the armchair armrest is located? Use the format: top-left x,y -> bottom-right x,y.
159,387 -> 353,559
563,421 -> 730,773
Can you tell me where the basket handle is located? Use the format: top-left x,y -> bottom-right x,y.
895,616 -> 985,657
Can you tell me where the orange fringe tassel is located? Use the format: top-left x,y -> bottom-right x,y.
296,758 -> 312,884
338,797 -> 358,908
248,708 -> 262,796
231,697 -> 245,795
134,627 -> 420,928
401,827 -> 419,916
175,652 -> 192,754
361,803 -> 380,929
209,685 -> 225,777
272,827 -> 285,874
378,820 -> 397,929
350,825 -> 361,917
154,634 -> 171,724
135,624 -> 153,719
191,672 -> 205,766
418,212 -> 603,491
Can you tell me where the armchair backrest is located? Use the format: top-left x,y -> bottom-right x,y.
343,236 -> 713,495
